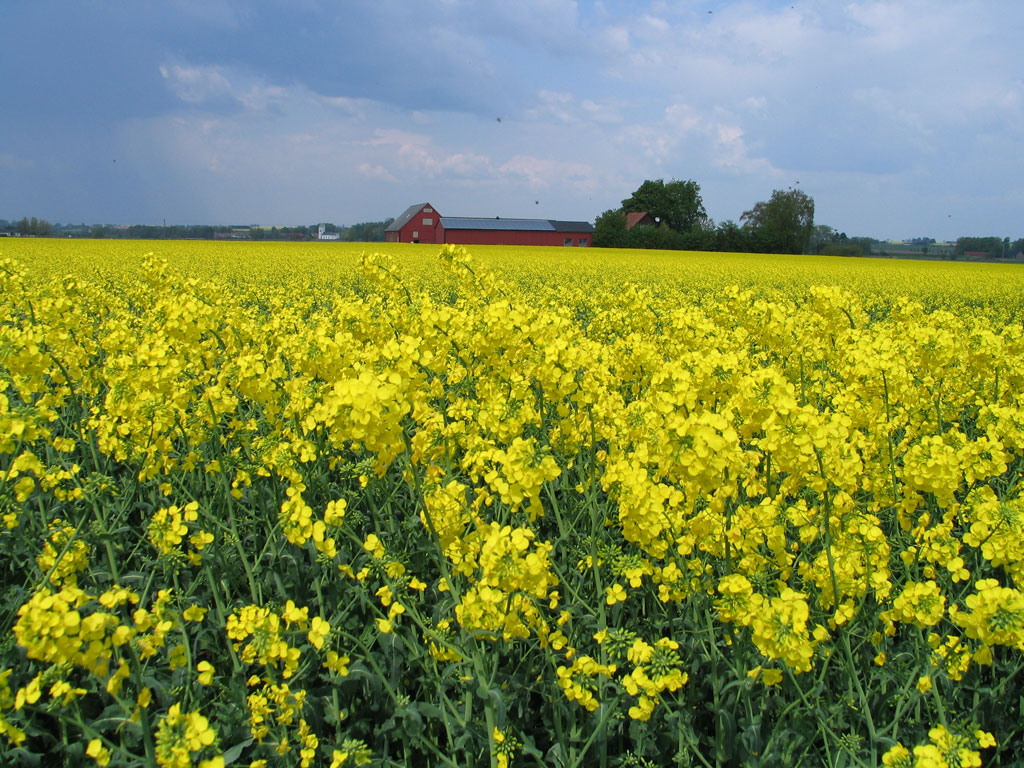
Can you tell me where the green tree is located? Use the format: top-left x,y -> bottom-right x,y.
713,220 -> 754,252
809,224 -> 836,253
621,178 -> 707,234
955,236 -> 1002,258
592,209 -> 629,248
628,224 -> 686,250
740,188 -> 815,254
346,219 -> 394,242
849,236 -> 876,256
16,216 -> 53,236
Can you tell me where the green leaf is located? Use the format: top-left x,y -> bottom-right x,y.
222,737 -> 254,765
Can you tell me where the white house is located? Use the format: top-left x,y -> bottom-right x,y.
318,224 -> 340,241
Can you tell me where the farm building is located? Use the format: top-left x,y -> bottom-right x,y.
625,211 -> 657,230
384,203 -> 593,247
317,224 -> 340,241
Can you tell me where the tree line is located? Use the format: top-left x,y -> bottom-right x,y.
6,204 -> 1022,259
1,217 -> 54,237
593,180 -> 819,254
592,179 -> 1023,259
0,219 -> 396,242
954,236 -> 1024,259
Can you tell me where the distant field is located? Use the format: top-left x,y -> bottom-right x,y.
10,238 -> 1024,314
2,238 -> 1024,766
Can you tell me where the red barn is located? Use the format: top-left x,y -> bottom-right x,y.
384,203 -> 593,246
385,203 -> 442,243
625,211 -> 657,230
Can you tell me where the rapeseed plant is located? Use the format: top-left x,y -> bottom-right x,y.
2,240 -> 1023,765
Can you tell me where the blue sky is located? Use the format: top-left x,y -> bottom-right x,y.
1,0 -> 1021,240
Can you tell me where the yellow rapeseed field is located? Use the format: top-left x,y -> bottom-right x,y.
2,239 -> 1024,767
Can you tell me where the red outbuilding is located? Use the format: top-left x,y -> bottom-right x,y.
384,203 -> 593,247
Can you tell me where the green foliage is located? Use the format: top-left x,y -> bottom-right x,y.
346,220 -> 395,242
621,179 -> 708,235
848,237 -> 878,257
956,237 -> 1004,258
741,188 -> 816,254
820,244 -> 864,257
3,246 -> 1024,766
592,210 -> 630,248
14,217 -> 52,237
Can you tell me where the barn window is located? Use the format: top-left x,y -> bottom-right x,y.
413,231 -> 419,239
423,218 -> 433,225
578,238 -> 588,246
564,238 -> 572,246
424,207 -> 432,213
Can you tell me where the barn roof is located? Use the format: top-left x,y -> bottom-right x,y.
549,220 -> 595,232
385,203 -> 431,232
625,211 -> 655,230
441,217 -> 594,232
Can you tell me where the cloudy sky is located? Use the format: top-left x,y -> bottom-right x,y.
2,1 -> 1021,239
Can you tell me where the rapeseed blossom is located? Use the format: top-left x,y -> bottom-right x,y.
2,240 -> 1023,765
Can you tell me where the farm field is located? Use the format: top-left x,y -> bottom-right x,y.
2,239 -> 1024,767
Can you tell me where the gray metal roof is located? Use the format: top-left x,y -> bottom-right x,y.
385,203 -> 431,232
386,204 -> 594,234
440,217 -> 594,232
549,220 -> 595,233
441,217 -> 555,231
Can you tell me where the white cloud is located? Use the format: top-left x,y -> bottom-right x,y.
357,163 -> 399,183
711,124 -> 776,176
527,91 -> 577,123
7,0 -> 1024,239
581,99 -> 623,124
499,155 -> 596,190
638,14 -> 669,34
527,91 -> 623,125
367,130 -> 492,179
159,64 -> 233,104
844,1 -> 953,51
601,25 -> 631,54
742,96 -> 767,113
237,84 -> 291,115
723,4 -> 816,61
468,0 -> 583,52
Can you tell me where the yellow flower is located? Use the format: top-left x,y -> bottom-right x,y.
324,498 -> 347,526
281,600 -> 308,627
308,616 -> 330,649
880,743 -> 911,767
324,651 -> 350,676
183,604 -> 207,622
363,533 -> 385,559
197,661 -> 215,686
975,730 -> 996,749
915,675 -> 932,693
627,639 -> 653,665
605,583 -> 627,605
747,666 -> 784,686
87,738 -> 111,766
154,702 -> 218,767
330,739 -> 372,766
627,694 -> 656,721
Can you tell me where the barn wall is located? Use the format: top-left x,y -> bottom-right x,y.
441,229 -> 591,246
397,205 -> 441,243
